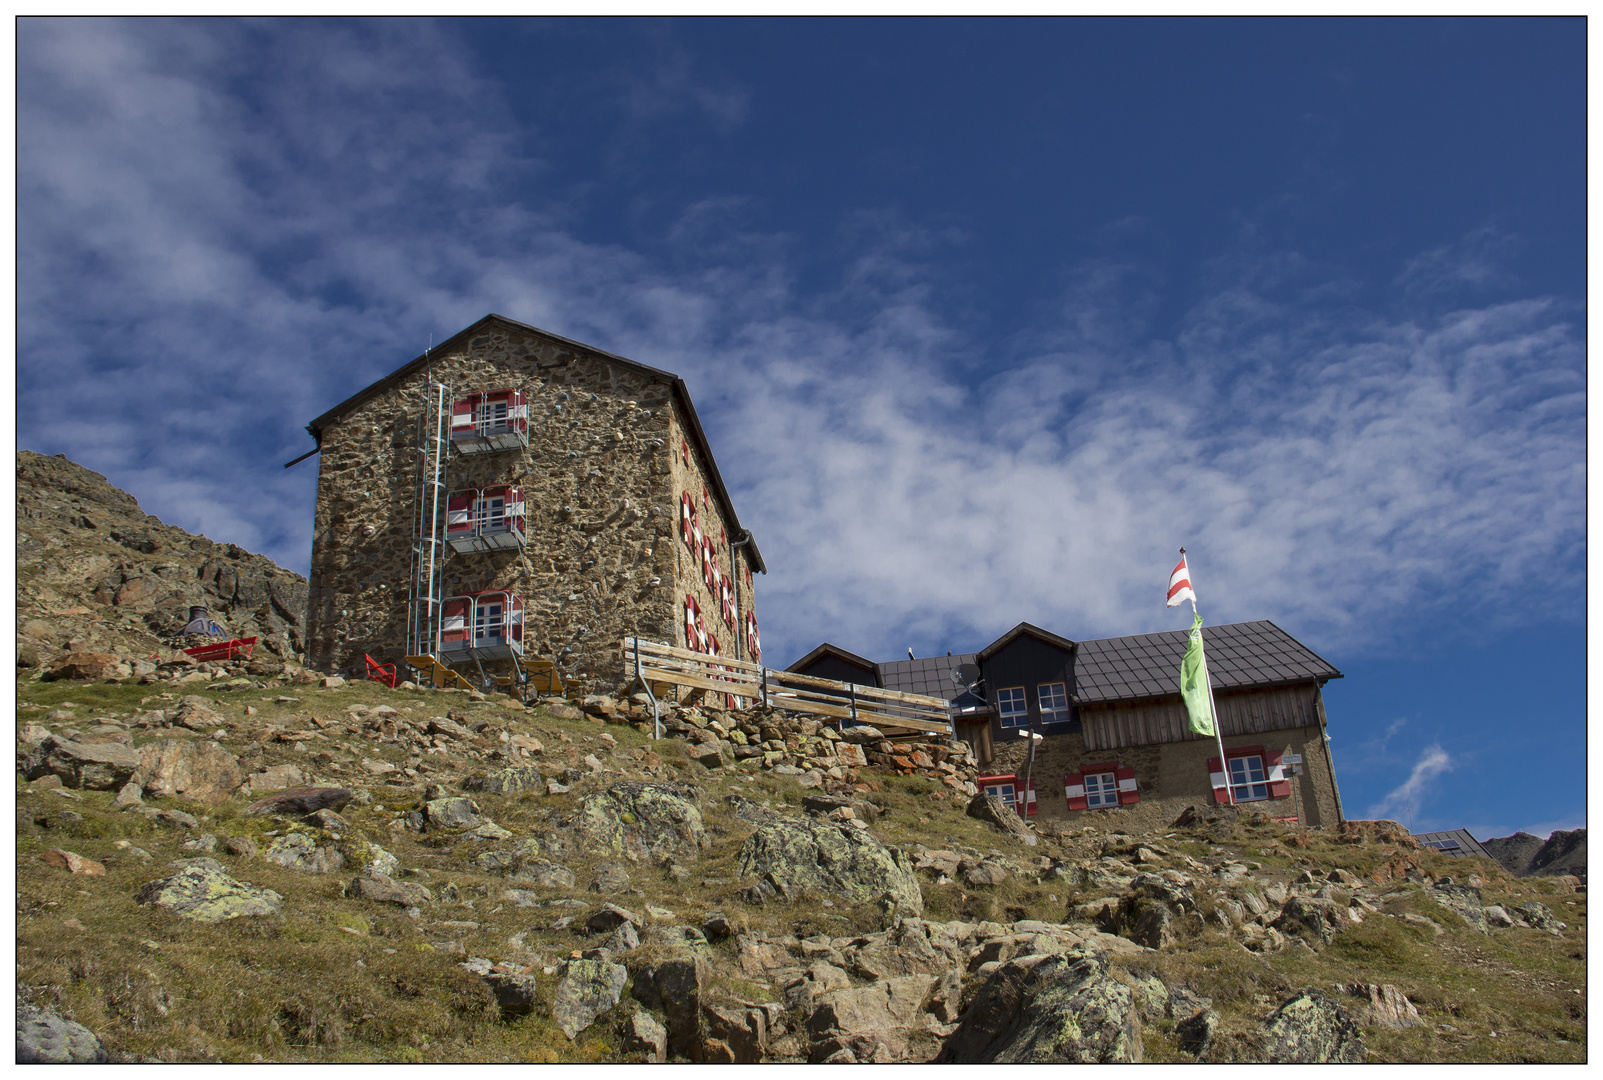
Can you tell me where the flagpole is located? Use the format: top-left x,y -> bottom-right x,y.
1181,548 -> 1234,806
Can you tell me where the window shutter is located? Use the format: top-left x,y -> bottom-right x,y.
1265,749 -> 1292,798
1065,772 -> 1088,811
1022,781 -> 1037,817
681,493 -> 694,549
1115,766 -> 1140,805
1206,756 -> 1230,805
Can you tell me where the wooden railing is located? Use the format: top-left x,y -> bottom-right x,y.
622,637 -> 953,737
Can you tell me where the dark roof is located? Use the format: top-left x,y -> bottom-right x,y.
1073,620 -> 1341,704
977,621 -> 1076,660
877,653 -> 980,702
786,642 -> 877,675
1413,829 -> 1493,860
303,313 -> 765,574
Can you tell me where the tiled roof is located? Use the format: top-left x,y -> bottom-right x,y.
877,654 -> 981,702
1413,829 -> 1493,859
1073,620 -> 1341,704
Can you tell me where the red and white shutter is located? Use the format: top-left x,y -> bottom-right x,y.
441,597 -> 471,644
1265,749 -> 1292,798
505,486 -> 525,533
681,493 -> 695,549
1020,781 -> 1038,817
1206,756 -> 1231,805
701,537 -> 715,590
684,596 -> 698,651
1065,771 -> 1088,811
682,438 -> 690,467
446,491 -> 474,536
506,593 -> 524,646
451,396 -> 476,435
1115,766 -> 1140,806
746,612 -> 761,663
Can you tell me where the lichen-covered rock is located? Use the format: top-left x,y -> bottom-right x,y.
936,949 -> 1142,1063
573,782 -> 707,864
553,959 -> 628,1039
1256,989 -> 1366,1063
736,817 -> 923,914
1272,896 -> 1348,945
1427,883 -> 1488,933
16,1003 -> 108,1063
508,855 -> 576,888
265,832 -> 346,874
135,860 -> 283,922
1513,901 -> 1563,931
623,1009 -> 668,1062
464,766 -> 544,795
843,918 -> 965,980
135,738 -> 244,804
806,973 -> 936,1060
702,1002 -> 769,1063
423,796 -> 483,831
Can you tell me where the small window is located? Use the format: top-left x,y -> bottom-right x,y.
983,781 -> 1017,807
996,687 -> 1028,728
1229,754 -> 1269,802
1037,682 -> 1069,724
475,400 -> 508,432
1083,771 -> 1119,809
474,495 -> 506,532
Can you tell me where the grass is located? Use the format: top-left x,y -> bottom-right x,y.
16,677 -> 1588,1063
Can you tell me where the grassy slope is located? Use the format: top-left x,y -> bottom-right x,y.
15,677 -> 1587,1063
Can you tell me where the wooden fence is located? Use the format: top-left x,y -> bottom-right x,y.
622,637 -> 953,737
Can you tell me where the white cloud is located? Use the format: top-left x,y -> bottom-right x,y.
1365,743 -> 1453,821
17,19 -> 1585,677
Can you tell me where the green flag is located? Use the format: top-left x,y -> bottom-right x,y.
1180,613 -> 1216,736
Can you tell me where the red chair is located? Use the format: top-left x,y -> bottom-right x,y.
364,654 -> 398,689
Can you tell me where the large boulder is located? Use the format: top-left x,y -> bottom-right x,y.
135,739 -> 244,804
937,949 -> 1143,1063
632,955 -> 711,1059
552,959 -> 628,1038
1342,983 -> 1421,1029
843,918 -> 966,980
27,735 -> 141,790
1271,896 -> 1348,945
244,786 -> 352,817
16,1004 -> 108,1063
346,871 -> 433,907
805,974 -> 939,1063
41,651 -> 128,682
1427,884 -> 1489,933
736,818 -> 923,914
1258,989 -> 1366,1062
966,793 -> 1036,845
422,797 -> 483,831
573,782 -> 708,864
135,859 -> 283,922
464,767 -> 544,795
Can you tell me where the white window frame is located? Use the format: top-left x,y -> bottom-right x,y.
1228,753 -> 1269,802
996,686 -> 1029,728
475,399 -> 509,433
1037,681 -> 1069,724
473,494 -> 507,534
982,781 -> 1017,808
1083,771 -> 1119,809
474,601 -> 505,643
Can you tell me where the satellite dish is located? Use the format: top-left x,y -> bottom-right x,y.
951,663 -> 981,691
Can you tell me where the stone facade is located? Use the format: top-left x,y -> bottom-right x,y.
986,722 -> 1340,833
304,316 -> 761,695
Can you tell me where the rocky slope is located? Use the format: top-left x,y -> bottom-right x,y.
16,451 -> 309,673
14,676 -> 1588,1064
1481,829 -> 1588,882
12,452 -> 1589,1063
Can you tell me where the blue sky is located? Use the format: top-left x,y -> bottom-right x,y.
16,18 -> 1586,840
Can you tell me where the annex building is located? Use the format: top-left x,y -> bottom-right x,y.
299,314 -> 765,696
788,620 -> 1346,831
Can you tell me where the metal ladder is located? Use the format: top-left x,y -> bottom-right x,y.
406,381 -> 451,660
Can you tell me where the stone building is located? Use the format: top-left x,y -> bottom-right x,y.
299,314 -> 765,694
788,619 -> 1346,831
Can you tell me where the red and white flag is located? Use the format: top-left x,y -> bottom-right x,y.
1166,554 -> 1196,608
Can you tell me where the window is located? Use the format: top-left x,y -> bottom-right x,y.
996,687 -> 1028,728
1067,762 -> 1139,810
1083,771 -> 1119,809
1037,682 -> 1069,724
474,494 -> 505,533
474,602 -> 504,643
1228,754 -> 1269,801
475,400 -> 508,432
